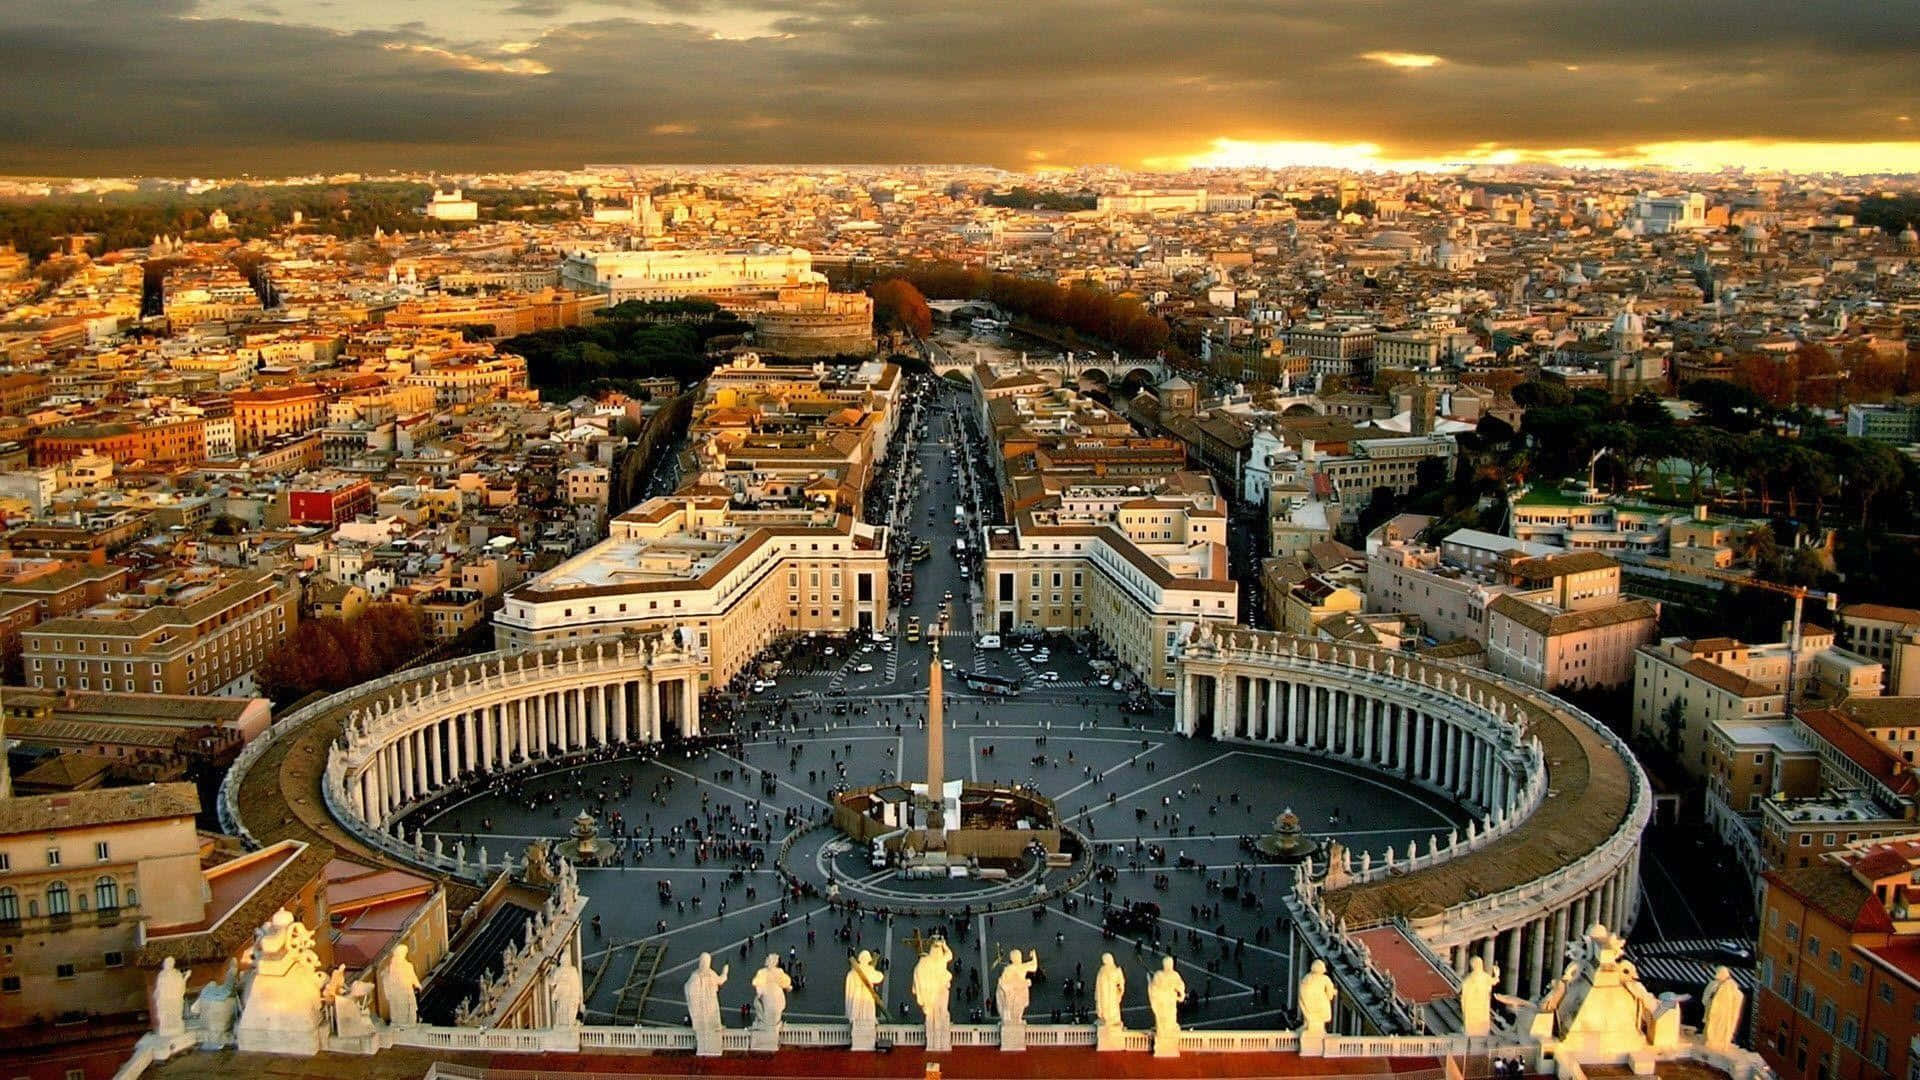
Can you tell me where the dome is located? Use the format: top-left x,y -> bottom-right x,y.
1900,224 -> 1919,249
1563,264 -> 1588,286
1611,308 -> 1646,340
1741,223 -> 1769,239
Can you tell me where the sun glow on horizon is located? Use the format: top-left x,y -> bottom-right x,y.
1360,51 -> 1444,69
1150,137 -> 1920,175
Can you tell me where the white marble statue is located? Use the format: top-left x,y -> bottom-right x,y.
380,944 -> 423,1028
996,948 -> 1038,1024
1297,958 -> 1339,1037
1094,952 -> 1127,1032
327,967 -> 378,1039
751,953 -> 792,1049
1460,955 -> 1498,1037
845,949 -> 885,1050
913,936 -> 954,1053
1701,966 -> 1745,1050
1147,956 -> 1187,1057
685,952 -> 729,1055
151,956 -> 187,1038
997,948 -> 1039,1051
191,961 -> 239,1049
235,909 -> 328,1055
549,958 -> 584,1030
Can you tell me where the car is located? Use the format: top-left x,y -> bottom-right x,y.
878,640 -> 895,652
1033,651 -> 1049,661
751,680 -> 772,693
1097,674 -> 1112,686
1042,671 -> 1060,681
855,663 -> 874,674
940,658 -> 953,670
824,647 -> 836,656
1018,643 -> 1037,653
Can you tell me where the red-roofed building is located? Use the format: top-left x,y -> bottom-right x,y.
1757,835 -> 1920,1080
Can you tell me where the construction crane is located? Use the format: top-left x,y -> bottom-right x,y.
1638,557 -> 1839,715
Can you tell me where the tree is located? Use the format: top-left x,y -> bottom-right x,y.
1511,380 -> 1572,408
869,278 -> 933,338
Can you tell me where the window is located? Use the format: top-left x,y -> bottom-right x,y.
94,842 -> 109,862
46,881 -> 69,917
1850,961 -> 1863,983
1880,982 -> 1895,1005
0,888 -> 15,923
94,877 -> 118,912
1870,1032 -> 1889,1068
104,950 -> 123,967
45,848 -> 60,867
56,963 -> 74,980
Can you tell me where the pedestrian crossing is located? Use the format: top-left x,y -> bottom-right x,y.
1624,954 -> 1757,992
1630,937 -> 1754,958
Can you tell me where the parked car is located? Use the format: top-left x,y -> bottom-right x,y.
855,663 -> 874,674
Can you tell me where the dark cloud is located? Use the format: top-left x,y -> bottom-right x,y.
0,0 -> 1916,174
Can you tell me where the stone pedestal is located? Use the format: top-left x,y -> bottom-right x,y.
1629,1048 -> 1658,1076
1096,1023 -> 1127,1052
850,1018 -> 877,1052
925,1018 -> 952,1053
1298,1032 -> 1327,1056
692,1027 -> 723,1058
1153,1028 -> 1181,1058
750,1023 -> 780,1053
1000,1020 -> 1027,1052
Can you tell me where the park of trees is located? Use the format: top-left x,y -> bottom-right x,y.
259,605 -> 431,705
499,299 -> 750,400
863,262 -> 1170,356
870,278 -> 933,338
981,187 -> 1098,212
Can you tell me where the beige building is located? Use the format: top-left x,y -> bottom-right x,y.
1481,551 -> 1660,692
982,492 -> 1239,691
0,783 -> 203,1027
494,494 -> 890,691
21,568 -> 300,697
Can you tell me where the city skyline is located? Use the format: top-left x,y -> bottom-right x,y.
4,0 -> 1920,175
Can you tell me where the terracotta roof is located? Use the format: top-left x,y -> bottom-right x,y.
1765,861 -> 1891,932
136,839 -> 338,966
1798,707 -> 1920,797
1499,550 -> 1618,580
0,781 -> 199,834
1488,594 -> 1659,637
1840,603 -> 1920,626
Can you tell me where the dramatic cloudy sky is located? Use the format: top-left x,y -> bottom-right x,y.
3,0 -> 1919,175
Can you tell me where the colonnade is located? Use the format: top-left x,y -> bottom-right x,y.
342,661 -> 698,829
1174,627 -> 1651,1019
1185,670 -> 1521,816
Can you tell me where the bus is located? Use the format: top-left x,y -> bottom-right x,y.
962,672 -> 1021,696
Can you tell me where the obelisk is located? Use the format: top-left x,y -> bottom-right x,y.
924,636 -> 946,849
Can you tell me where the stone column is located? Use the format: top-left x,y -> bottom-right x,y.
1527,916 -> 1546,999
1549,905 -> 1569,979
533,693 -> 548,756
426,722 -> 441,789
684,675 -> 700,736
1503,925 -> 1522,997
613,681 -> 630,743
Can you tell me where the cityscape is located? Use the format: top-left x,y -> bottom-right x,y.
3,5 -> 1920,1080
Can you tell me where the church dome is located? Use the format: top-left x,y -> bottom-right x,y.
1611,308 -> 1646,341
1900,223 -> 1919,251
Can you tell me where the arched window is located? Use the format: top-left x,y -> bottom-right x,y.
46,881 -> 70,917
95,876 -> 119,912
0,887 -> 16,923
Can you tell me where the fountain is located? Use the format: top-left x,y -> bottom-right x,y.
1253,808 -> 1326,865
556,809 -> 609,866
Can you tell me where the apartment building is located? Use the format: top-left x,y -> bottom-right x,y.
231,385 -> 325,450
1755,838 -> 1920,1080
20,568 -> 300,697
1837,603 -> 1920,694
0,783 -> 204,1028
